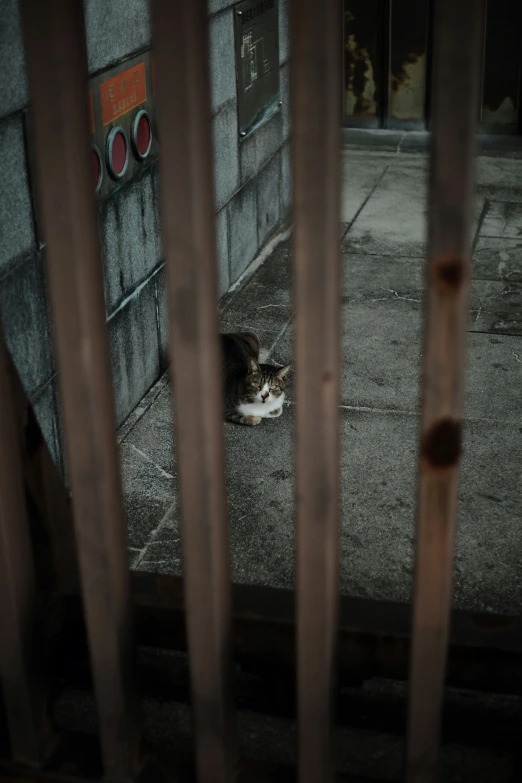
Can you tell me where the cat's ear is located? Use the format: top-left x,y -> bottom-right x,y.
276,364 -> 291,379
247,357 -> 259,374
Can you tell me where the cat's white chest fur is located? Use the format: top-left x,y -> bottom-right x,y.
237,383 -> 285,419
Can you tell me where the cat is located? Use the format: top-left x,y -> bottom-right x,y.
221,332 -> 291,426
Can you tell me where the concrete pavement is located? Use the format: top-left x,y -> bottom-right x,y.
68,142 -> 521,782
120,147 -> 522,617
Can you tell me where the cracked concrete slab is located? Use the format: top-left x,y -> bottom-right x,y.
471,279 -> 522,334
474,236 -> 522,282
122,383 -> 174,478
119,438 -> 175,550
118,148 -> 522,622
271,309 -> 522,422
340,250 -> 521,333
481,200 -> 522,238
268,250 -> 522,417
220,275 -> 293,357
340,153 -> 389,224
121,394 -> 521,614
476,156 -> 522,203
114,145 -> 522,781
343,159 -> 429,256
342,157 -> 486,257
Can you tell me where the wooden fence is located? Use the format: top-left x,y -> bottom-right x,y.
1,0 -> 518,782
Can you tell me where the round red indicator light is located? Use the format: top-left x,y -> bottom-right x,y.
92,144 -> 102,192
106,127 -> 129,180
132,110 -> 152,160
112,133 -> 126,173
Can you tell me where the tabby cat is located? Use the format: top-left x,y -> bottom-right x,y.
221,332 -> 291,426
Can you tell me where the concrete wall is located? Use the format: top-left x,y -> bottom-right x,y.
0,0 -> 291,478
209,0 -> 291,290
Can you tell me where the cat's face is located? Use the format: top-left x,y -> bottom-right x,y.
245,361 -> 291,405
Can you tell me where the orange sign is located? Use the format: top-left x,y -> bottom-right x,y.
88,90 -> 95,134
100,62 -> 147,126
151,56 -> 157,96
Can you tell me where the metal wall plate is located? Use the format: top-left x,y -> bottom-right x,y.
234,0 -> 280,138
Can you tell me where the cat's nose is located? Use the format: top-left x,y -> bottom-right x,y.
261,391 -> 269,401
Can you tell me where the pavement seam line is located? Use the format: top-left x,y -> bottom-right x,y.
284,399 -> 514,424
222,225 -> 293,306
125,443 -> 175,480
343,163 -> 390,239
472,197 -> 490,253
118,372 -> 170,443
132,497 -> 179,570
262,314 -> 295,364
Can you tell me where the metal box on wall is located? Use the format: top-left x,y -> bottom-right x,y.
25,50 -> 158,248
89,50 -> 158,200
234,0 -> 280,138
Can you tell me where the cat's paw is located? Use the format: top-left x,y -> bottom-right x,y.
243,415 -> 262,426
268,407 -> 282,417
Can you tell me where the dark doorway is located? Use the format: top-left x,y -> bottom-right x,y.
343,0 -> 522,134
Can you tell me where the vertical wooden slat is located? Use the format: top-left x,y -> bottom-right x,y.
406,1 -> 485,781
292,0 -> 342,780
0,325 -> 53,766
150,2 -> 234,782
20,2 -> 141,780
